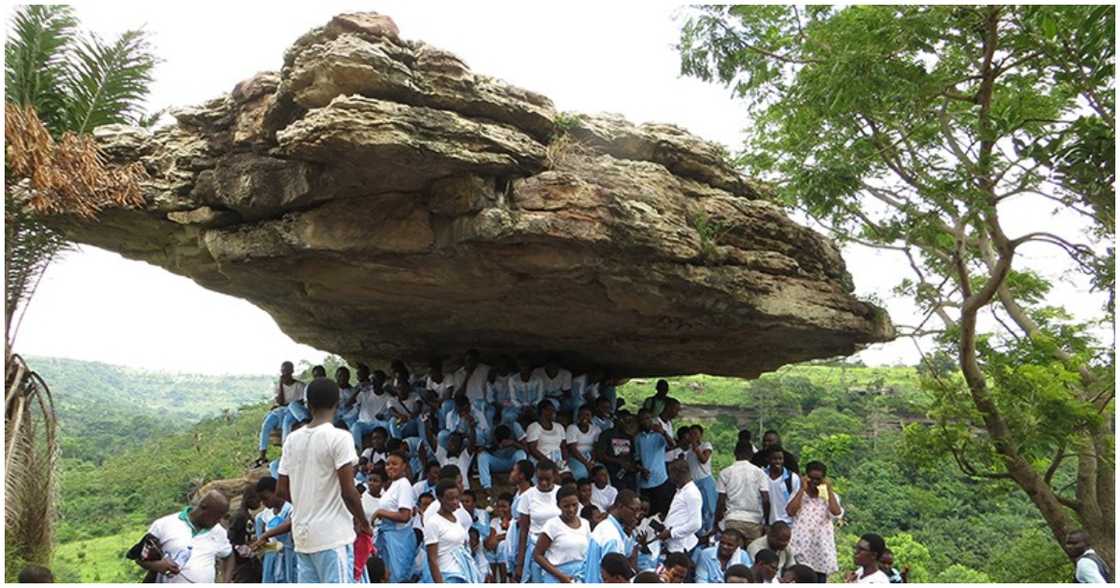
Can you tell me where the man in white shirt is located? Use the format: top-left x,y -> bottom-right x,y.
348,373 -> 391,450
257,361 -> 306,465
715,442 -> 771,543
762,448 -> 800,525
278,377 -> 372,583
435,431 -> 475,481
452,349 -> 491,406
532,358 -> 573,414
748,521 -> 797,572
847,533 -> 890,584
136,490 -> 235,583
659,460 -> 702,554
1066,529 -> 1111,583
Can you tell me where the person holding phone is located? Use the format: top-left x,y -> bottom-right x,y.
786,461 -> 843,583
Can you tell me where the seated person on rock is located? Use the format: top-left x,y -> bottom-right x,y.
256,360 -> 306,467
387,379 -> 424,439
506,356 -> 545,424
478,422 -> 529,491
533,357 -> 574,419
525,400 -> 568,472
452,349 -> 491,412
349,370 -> 392,450
439,393 -> 491,449
435,431 -> 476,485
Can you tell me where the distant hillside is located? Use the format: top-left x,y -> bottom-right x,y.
27,355 -> 273,464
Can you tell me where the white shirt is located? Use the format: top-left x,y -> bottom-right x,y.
716,459 -> 770,524
855,568 -> 890,583
565,423 -> 602,457
541,516 -> 591,566
664,481 -> 703,553
590,483 -> 618,513
526,422 -> 566,462
533,367 -> 572,397
571,374 -> 600,403
356,388 -> 391,422
278,422 -> 359,552
435,446 -> 475,480
424,511 -> 469,578
423,500 -> 473,530
445,405 -> 490,436
425,375 -> 456,401
452,364 -> 491,403
278,380 -> 306,405
508,375 -> 544,408
361,447 -> 387,466
686,442 -> 714,479
380,478 -> 416,530
1076,549 -> 1109,583
147,512 -> 232,584
659,418 -> 678,462
765,467 -> 801,524
387,395 -> 419,419
361,491 -> 381,542
485,375 -> 509,404
516,486 -> 560,541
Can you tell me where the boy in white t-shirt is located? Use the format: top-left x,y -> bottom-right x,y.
277,377 -> 372,583
847,533 -> 890,584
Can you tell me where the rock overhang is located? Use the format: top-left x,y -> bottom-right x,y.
50,12 -> 894,379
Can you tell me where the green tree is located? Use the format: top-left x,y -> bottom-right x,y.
933,564 -> 993,583
4,5 -> 157,580
679,4 -> 1115,566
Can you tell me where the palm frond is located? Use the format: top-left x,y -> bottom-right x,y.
61,28 -> 157,134
4,5 -> 77,135
4,358 -> 60,580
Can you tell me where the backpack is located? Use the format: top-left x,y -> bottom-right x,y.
1077,552 -> 1112,583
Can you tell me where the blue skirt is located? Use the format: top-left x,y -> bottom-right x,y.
420,545 -> 482,583
541,559 -> 585,583
377,524 -> 417,583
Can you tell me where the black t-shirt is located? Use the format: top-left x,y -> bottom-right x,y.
227,510 -> 261,583
594,427 -> 635,477
750,448 -> 800,474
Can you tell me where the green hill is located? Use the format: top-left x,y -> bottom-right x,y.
27,355 -> 274,464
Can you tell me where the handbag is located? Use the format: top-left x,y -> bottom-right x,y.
125,533 -> 164,583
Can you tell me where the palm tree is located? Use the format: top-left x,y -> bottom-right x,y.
4,5 -> 156,580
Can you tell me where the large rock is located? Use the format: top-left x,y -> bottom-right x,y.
53,12 -> 893,379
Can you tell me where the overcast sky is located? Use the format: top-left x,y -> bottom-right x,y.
13,3 -> 1110,375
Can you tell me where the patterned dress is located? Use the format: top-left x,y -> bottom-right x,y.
789,491 -> 841,575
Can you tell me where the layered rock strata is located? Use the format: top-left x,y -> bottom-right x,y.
53,12 -> 893,378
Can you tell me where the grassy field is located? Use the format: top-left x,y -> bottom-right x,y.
53,527 -> 147,583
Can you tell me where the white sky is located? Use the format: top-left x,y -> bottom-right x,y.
12,3 -> 1111,375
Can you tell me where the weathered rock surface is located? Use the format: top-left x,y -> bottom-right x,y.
54,12 -> 893,379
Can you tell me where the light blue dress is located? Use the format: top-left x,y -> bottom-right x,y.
582,515 -> 633,583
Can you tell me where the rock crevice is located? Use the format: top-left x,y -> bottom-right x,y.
56,12 -> 893,379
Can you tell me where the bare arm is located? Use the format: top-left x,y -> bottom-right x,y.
534,532 -> 571,583
527,440 -> 547,463
278,475 -> 292,505
484,523 -> 506,552
515,513 -> 531,579
693,443 -> 712,464
715,493 -> 728,527
786,484 -> 805,517
427,543 -> 443,583
826,487 -> 842,516
761,490 -> 771,526
374,507 -> 413,524
253,519 -> 292,546
567,442 -> 592,467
